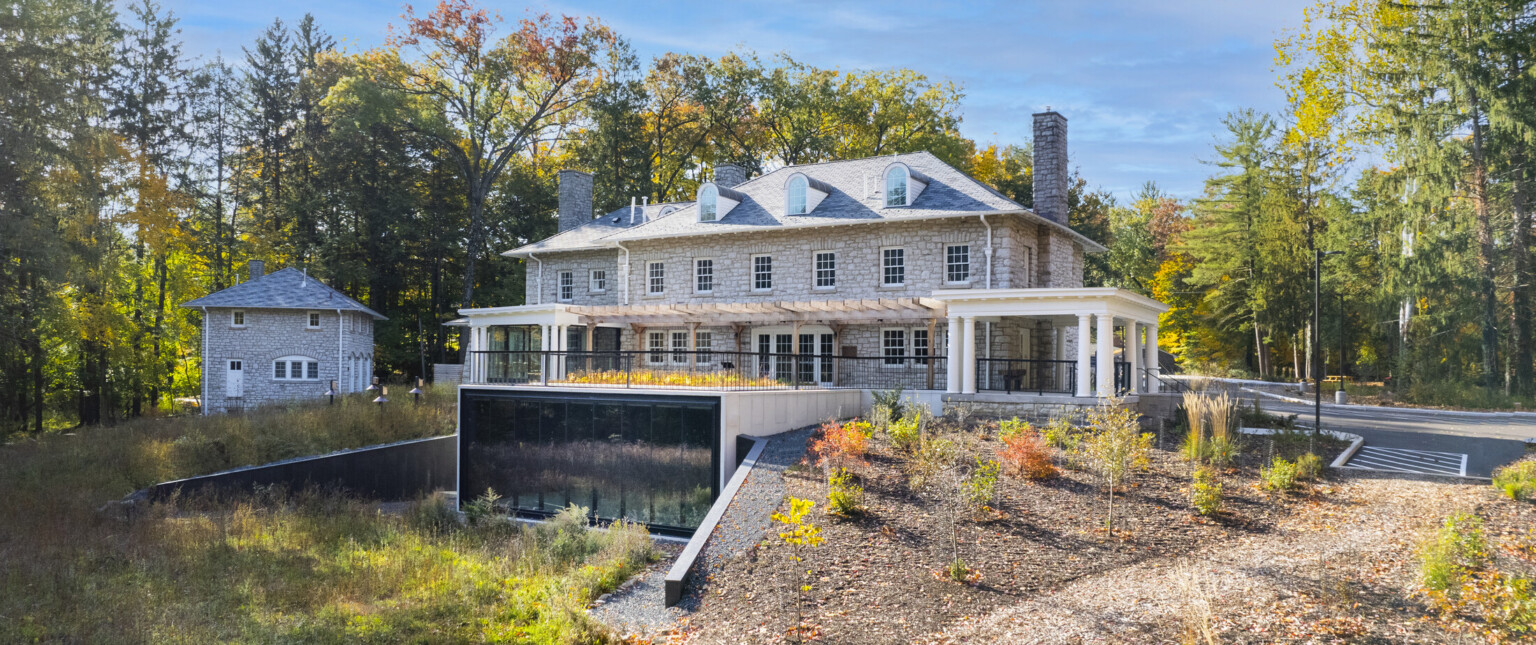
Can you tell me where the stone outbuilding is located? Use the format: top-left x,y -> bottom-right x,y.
181,260 -> 387,414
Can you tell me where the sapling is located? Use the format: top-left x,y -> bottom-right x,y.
771,497 -> 825,642
1082,399 -> 1150,536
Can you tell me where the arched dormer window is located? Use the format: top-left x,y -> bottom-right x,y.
698,184 -> 719,222
882,163 -> 930,207
787,175 -> 808,215
885,166 -> 908,206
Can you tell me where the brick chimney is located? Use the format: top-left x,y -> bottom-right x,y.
1032,110 -> 1068,224
557,169 -> 594,233
248,259 -> 265,281
714,163 -> 746,189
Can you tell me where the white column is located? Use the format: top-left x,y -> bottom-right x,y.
961,316 -> 978,394
1146,323 -> 1161,393
1096,314 -> 1115,397
552,324 -> 566,380
946,316 -> 963,393
1075,314 -> 1092,397
1128,321 -> 1143,394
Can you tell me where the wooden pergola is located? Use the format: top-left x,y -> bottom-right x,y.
566,297 -> 948,369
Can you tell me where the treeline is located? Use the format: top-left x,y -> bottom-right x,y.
2,0 -> 1081,433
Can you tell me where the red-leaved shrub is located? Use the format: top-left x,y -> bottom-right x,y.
998,430 -> 1057,480
810,419 -> 871,470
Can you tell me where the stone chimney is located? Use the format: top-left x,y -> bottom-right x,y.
248,259 -> 265,281
714,163 -> 746,189
1032,110 -> 1068,224
557,169 -> 594,233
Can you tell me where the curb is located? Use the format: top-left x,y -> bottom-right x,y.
1237,426 -> 1364,469
1241,387 -> 1536,420
663,435 -> 767,607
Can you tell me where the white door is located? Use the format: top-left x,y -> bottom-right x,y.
226,360 -> 244,398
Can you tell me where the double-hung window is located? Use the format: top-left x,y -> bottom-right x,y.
648,262 -> 665,295
671,331 -> 688,364
695,259 -> 714,294
913,328 -> 930,365
696,331 -> 713,364
647,331 -> 666,364
589,269 -> 607,293
306,311 -> 321,329
882,248 -> 905,287
231,310 -> 246,327
882,329 -> 907,366
946,244 -> 972,284
558,271 -> 574,302
814,251 -> 836,289
752,255 -> 773,291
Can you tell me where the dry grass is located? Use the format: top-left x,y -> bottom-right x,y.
0,388 -> 655,642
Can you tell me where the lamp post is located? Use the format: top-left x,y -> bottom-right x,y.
373,385 -> 389,407
1313,249 -> 1343,449
324,380 -> 337,405
409,378 -> 424,406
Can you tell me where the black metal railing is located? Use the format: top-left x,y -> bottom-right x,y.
977,358 -> 1076,394
465,350 -> 948,391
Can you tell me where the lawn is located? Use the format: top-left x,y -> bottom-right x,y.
0,389 -> 657,643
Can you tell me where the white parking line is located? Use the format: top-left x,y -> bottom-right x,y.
1343,446 -> 1468,477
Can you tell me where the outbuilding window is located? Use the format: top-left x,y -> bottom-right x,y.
231,310 -> 246,327
307,311 -> 321,329
274,355 -> 320,381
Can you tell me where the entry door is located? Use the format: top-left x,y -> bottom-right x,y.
226,360 -> 244,398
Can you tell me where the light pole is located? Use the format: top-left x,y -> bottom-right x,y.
1313,249 -> 1343,448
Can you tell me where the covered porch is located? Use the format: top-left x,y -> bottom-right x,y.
932,287 -> 1169,397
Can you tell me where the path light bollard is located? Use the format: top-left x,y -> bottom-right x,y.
409,378 -> 424,406
373,386 -> 389,408
324,380 -> 337,405
366,376 -> 380,394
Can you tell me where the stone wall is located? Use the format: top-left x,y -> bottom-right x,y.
202,307 -> 374,414
524,214 -> 1086,306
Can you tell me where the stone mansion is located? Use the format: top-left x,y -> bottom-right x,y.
455,111 -> 1167,402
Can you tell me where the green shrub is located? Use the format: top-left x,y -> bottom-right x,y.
1206,435 -> 1239,468
947,557 -> 970,582
1191,467 -> 1223,517
827,467 -> 863,517
963,458 -> 1001,511
1419,513 -> 1487,593
872,387 -> 906,422
997,417 -> 1029,442
1493,460 -> 1536,501
1180,427 -> 1208,463
1042,414 -> 1080,450
463,488 -> 503,526
888,411 -> 923,453
905,434 -> 957,493
1260,457 -> 1300,493
1296,453 -> 1325,481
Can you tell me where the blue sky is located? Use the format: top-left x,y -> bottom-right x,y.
159,0 -> 1312,202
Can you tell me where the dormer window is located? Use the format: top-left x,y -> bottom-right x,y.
699,184 -> 718,222
787,176 -> 808,215
885,167 -> 907,206
882,163 -> 930,207
696,182 -> 743,221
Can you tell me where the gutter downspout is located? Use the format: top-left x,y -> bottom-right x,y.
616,242 -> 632,305
337,308 -> 345,393
980,214 -> 994,289
201,306 -> 208,415
528,252 -> 543,305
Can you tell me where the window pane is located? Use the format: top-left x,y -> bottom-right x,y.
307,362 -> 319,379
788,176 -> 807,214
695,259 -> 713,293
696,332 -> 712,364
753,256 -> 772,290
275,361 -> 286,378
815,252 -> 836,288
883,330 -> 906,365
882,248 -> 905,286
947,245 -> 971,283
885,168 -> 907,206
649,262 -> 664,294
699,185 -> 717,221
648,332 -> 665,364
671,331 -> 688,363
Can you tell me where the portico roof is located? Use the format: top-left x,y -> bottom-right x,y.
932,287 -> 1168,324
456,298 -> 949,327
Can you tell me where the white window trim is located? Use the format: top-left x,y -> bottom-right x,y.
646,331 -> 666,364
557,270 -> 574,303
880,246 -> 906,288
884,166 -> 909,207
945,244 -> 973,285
751,254 -> 774,293
647,261 -> 665,296
812,251 -> 837,291
272,355 -> 321,382
231,310 -> 246,328
880,327 -> 909,368
306,311 -> 322,330
669,330 -> 690,365
694,258 -> 714,295
589,269 -> 607,294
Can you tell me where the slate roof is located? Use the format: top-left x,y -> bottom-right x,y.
180,267 -> 387,320
503,151 -> 1105,256
512,200 -> 694,255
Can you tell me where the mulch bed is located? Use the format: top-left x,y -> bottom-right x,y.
680,425 -> 1343,644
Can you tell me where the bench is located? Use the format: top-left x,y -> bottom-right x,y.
1002,369 -> 1027,394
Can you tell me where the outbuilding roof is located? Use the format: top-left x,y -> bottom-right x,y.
180,267 -> 387,320
503,151 -> 1105,256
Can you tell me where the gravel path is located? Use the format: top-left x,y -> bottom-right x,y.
928,473 -> 1489,644
589,426 -> 815,640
